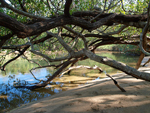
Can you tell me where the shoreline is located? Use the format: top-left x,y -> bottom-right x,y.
8,67 -> 150,113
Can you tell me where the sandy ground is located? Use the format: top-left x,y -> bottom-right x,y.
8,57 -> 150,113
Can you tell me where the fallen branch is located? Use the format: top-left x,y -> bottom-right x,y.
59,65 -> 103,77
106,73 -> 126,92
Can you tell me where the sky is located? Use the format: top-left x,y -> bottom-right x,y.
5,0 -> 11,4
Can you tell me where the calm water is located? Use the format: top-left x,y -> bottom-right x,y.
0,52 -> 139,112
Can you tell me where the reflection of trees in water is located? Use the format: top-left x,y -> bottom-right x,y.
0,58 -> 62,112
0,80 -> 52,112
0,59 -> 36,76
0,58 -> 56,76
0,52 -> 139,112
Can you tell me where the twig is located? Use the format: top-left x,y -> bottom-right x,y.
106,73 -> 126,92
1,47 -> 29,71
29,65 -> 56,83
63,26 -> 88,49
22,54 -> 42,67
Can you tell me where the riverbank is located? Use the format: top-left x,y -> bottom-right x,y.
8,67 -> 150,113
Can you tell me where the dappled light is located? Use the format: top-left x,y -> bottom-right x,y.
8,75 -> 150,113
1,0 -> 150,112
0,52 -> 139,112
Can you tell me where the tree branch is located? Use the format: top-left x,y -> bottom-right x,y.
48,31 -> 75,56
139,2 -> 150,55
0,11 -> 149,38
64,0 -> 73,17
0,33 -> 14,49
18,0 -> 27,12
15,59 -> 75,89
1,46 -> 29,71
59,65 -> 103,77
84,49 -> 150,81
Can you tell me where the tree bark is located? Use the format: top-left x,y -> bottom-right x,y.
84,49 -> 150,81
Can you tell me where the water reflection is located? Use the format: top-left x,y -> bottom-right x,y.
0,52 -> 139,112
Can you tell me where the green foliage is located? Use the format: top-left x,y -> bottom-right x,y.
0,0 -> 148,65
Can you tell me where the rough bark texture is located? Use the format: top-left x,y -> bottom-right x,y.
84,50 -> 150,81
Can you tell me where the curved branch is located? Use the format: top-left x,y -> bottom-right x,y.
63,26 -> 88,49
30,49 -> 71,62
0,33 -> 14,49
0,10 -> 149,38
103,25 -> 127,36
139,2 -> 150,55
2,33 -> 52,49
15,59 -> 75,90
1,46 -> 29,71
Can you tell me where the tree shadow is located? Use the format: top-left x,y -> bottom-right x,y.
10,74 -> 150,113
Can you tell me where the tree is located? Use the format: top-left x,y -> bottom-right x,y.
0,0 -> 150,90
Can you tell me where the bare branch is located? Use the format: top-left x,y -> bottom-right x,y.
47,31 -> 74,56
0,11 -> 149,38
1,47 -> 29,71
84,49 -> 150,81
59,65 -> 103,77
22,54 -> 42,67
103,25 -> 127,36
63,26 -> 88,49
29,65 -> 57,83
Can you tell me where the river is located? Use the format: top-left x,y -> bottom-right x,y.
0,51 -> 139,112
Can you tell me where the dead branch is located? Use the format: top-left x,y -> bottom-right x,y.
84,49 -> 150,81
59,65 -> 103,77
106,73 -> 126,92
